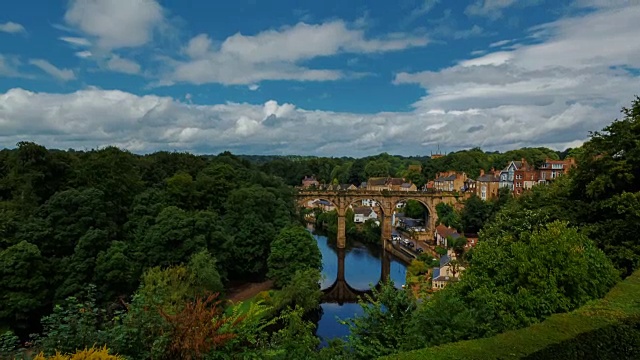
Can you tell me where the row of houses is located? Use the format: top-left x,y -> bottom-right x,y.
301,176 -> 418,192
306,199 -> 379,224
427,157 -> 575,200
431,224 -> 478,290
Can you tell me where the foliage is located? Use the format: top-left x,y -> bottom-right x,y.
407,221 -> 619,349
267,226 -> 322,288
37,285 -> 109,356
159,294 -> 240,360
407,260 -> 429,276
344,281 -> 417,359
380,270 -> 640,360
272,269 -> 323,312
33,346 -> 124,360
403,200 -> 425,219
266,307 -> 321,359
435,203 -> 461,230
0,240 -> 48,325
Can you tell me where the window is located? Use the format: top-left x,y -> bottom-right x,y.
481,186 -> 487,200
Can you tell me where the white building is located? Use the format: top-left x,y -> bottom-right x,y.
354,207 -> 378,223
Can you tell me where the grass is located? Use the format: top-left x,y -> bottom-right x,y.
380,270 -> 640,360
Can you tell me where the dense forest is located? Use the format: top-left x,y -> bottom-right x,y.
0,97 -> 638,359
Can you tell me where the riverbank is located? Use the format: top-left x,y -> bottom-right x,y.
226,280 -> 274,303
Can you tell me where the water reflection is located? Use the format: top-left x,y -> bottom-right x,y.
311,229 -> 408,346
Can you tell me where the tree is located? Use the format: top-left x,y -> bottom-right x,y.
187,250 -> 224,296
364,160 -> 391,178
403,200 -> 426,219
0,241 -> 48,325
460,194 -> 491,234
272,269 -> 323,312
344,281 -> 417,359
435,203 -> 461,230
268,226 -> 322,288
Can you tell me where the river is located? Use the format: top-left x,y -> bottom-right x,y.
311,228 -> 408,346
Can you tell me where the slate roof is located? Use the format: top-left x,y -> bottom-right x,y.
354,207 -> 374,216
313,199 -> 333,206
368,177 -> 387,186
401,183 -> 414,188
432,267 -> 440,281
440,254 -> 451,268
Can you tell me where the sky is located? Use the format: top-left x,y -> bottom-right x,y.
0,0 -> 639,157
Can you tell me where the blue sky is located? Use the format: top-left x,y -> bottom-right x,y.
1,0 -> 639,156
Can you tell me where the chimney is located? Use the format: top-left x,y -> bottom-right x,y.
521,158 -> 526,165
480,169 -> 485,176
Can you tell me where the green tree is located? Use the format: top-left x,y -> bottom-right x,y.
364,160 -> 391,178
272,269 -> 323,312
344,281 -> 417,359
0,241 -> 48,325
460,194 -> 491,234
187,250 -> 224,295
435,202 -> 461,230
403,200 -> 425,219
268,226 -> 322,287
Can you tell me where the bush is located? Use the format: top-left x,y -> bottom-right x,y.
33,346 -> 123,359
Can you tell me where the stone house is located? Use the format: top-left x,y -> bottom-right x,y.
433,171 -> 467,192
301,176 -> 319,188
366,177 -> 406,191
476,169 -> 501,200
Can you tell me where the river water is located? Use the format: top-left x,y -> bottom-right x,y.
311,229 -> 408,346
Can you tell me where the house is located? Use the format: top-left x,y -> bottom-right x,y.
431,253 -> 465,290
476,169 -> 501,200
498,160 -> 524,190
538,158 -> 576,184
513,159 -> 538,196
339,184 -> 358,191
353,207 -> 378,223
361,199 -> 378,207
433,171 -> 467,192
400,183 -> 417,192
366,177 -> 407,191
301,176 -> 319,188
312,199 -> 335,211
463,178 -> 476,192
359,181 -> 367,189
434,224 -> 461,247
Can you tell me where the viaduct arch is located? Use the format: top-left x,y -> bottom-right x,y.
297,189 -> 465,249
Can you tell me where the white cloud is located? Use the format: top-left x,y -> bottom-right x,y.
64,0 -> 164,49
167,20 -> 428,85
464,0 -> 542,20
489,39 -> 513,47
59,36 -> 91,46
393,4 -> 640,150
0,21 -> 25,34
106,55 -> 141,74
28,59 -> 76,81
76,51 -> 92,58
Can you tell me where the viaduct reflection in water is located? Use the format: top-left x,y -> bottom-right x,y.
321,246 -> 392,304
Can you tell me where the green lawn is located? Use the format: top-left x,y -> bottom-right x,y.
381,270 -> 640,360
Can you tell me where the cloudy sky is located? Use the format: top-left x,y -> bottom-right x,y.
0,0 -> 639,156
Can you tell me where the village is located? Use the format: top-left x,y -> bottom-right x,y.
299,157 -> 576,293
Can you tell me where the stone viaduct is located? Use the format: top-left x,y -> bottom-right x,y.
296,189 -> 465,249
